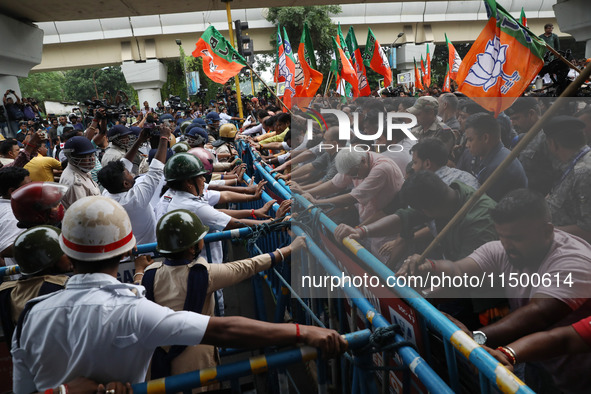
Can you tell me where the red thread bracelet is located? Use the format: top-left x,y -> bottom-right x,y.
427,259 -> 436,271
496,346 -> 516,365
295,323 -> 301,343
251,209 -> 257,219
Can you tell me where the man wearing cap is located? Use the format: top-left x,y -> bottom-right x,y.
545,116 -> 591,243
206,112 -> 221,141
69,114 -> 84,131
24,132 -> 62,182
59,136 -> 100,209
408,96 -> 455,151
101,125 -> 139,173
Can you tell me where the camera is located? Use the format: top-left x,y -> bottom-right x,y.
168,95 -> 189,112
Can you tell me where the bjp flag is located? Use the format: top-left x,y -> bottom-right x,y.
455,0 -> 546,116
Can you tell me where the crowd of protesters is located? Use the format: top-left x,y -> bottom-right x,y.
2,74 -> 591,393
242,91 -> 590,394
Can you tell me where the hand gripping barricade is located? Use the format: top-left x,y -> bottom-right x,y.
0,142 -> 535,394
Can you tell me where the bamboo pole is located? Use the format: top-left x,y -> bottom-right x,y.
545,44 -> 580,74
244,63 -> 293,115
323,71 -> 334,97
417,62 -> 591,263
223,1 -> 244,121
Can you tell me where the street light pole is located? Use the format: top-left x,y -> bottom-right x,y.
389,32 -> 405,87
93,66 -> 110,100
222,0 -> 244,121
176,39 -> 191,102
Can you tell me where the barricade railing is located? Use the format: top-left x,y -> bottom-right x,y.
237,140 -> 532,394
0,141 -> 533,394
132,329 -> 372,394
292,193 -> 533,394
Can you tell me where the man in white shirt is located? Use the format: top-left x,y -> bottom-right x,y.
98,126 -> 170,245
0,167 -> 31,266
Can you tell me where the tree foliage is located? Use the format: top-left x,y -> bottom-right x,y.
62,66 -> 136,103
162,46 -> 223,105
19,71 -> 67,102
265,6 -> 341,76
19,66 -> 137,105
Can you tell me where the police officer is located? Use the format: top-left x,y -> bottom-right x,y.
0,226 -> 70,342
206,111 -> 221,141
58,136 -> 100,209
11,196 -> 347,392
101,125 -> 137,169
211,123 -> 238,163
142,209 -> 299,382
10,181 -> 68,229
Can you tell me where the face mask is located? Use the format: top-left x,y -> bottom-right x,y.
70,155 -> 95,173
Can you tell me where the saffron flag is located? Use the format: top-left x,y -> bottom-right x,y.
278,27 -> 296,109
192,26 -> 247,85
363,27 -> 392,88
420,55 -> 426,85
424,45 -> 432,88
332,36 -> 360,97
336,24 -> 355,98
455,0 -> 546,116
414,58 -> 425,90
296,23 -> 323,98
345,26 -> 371,96
520,7 -> 527,28
443,64 -> 451,92
275,25 -> 284,85
445,33 -> 462,81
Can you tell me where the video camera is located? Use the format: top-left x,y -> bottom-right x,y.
381,86 -> 406,97
84,99 -> 130,123
168,95 -> 189,112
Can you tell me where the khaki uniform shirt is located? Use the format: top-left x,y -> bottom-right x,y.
144,254 -> 273,391
0,275 -> 68,324
59,164 -> 100,209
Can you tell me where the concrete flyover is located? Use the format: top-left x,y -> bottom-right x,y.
32,1 -> 563,73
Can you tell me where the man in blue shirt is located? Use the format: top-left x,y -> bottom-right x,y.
464,113 -> 527,201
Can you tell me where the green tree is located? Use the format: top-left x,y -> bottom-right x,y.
19,71 -> 67,102
62,66 -> 136,104
430,42 -> 471,88
265,6 -> 341,84
162,46 -> 223,106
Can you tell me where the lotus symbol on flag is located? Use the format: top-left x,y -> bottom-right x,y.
201,49 -> 224,74
464,37 -> 520,94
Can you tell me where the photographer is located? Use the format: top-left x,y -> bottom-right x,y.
3,89 -> 25,138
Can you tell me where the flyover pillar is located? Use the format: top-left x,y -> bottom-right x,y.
395,43 -> 432,84
554,0 -> 591,58
0,14 -> 43,136
121,60 -> 167,107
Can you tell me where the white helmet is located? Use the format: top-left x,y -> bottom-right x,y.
59,196 -> 136,261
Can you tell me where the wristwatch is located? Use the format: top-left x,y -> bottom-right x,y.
472,330 -> 487,345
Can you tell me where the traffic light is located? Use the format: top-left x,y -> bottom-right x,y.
234,20 -> 253,58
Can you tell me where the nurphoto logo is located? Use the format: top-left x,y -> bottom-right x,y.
307,109 -> 419,153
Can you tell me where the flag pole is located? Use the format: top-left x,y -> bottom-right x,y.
223,0 -> 244,121
544,44 -> 581,74
244,63 -> 293,115
324,71 -> 334,97
414,61 -> 591,266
